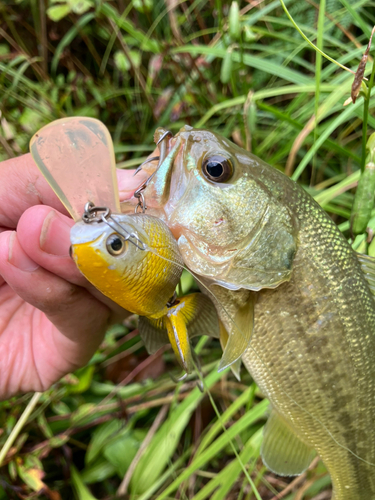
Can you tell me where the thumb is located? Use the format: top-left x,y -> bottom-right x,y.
116,168 -> 148,202
116,149 -> 158,202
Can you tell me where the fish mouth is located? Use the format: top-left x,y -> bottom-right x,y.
120,126 -> 188,217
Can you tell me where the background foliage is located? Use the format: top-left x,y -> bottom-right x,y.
0,0 -> 374,498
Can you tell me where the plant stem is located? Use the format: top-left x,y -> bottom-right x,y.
0,392 -> 42,467
361,43 -> 375,172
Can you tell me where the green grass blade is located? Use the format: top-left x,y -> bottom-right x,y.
130,367 -> 226,494
153,399 -> 269,500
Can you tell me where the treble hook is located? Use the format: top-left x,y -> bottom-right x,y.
156,130 -> 173,169
134,156 -> 160,176
134,130 -> 173,176
134,184 -> 147,213
169,371 -> 189,384
132,130 -> 173,213
156,130 -> 173,146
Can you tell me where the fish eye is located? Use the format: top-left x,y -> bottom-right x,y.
202,155 -> 233,182
106,234 -> 126,256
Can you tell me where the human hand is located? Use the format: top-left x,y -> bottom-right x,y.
0,153 -> 147,399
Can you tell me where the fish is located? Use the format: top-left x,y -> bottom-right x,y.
121,124 -> 375,500
70,211 -> 219,373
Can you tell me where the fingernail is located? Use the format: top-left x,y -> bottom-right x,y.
40,211 -> 71,256
8,232 -> 39,272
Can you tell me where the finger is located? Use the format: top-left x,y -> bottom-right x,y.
16,205 -> 131,317
16,205 -> 84,286
0,230 -> 110,362
0,153 -> 148,229
117,149 -> 157,201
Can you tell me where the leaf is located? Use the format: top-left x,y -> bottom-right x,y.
114,51 -> 130,73
49,434 -> 70,448
130,368 -> 229,495
191,429 -> 263,500
70,404 -> 96,425
153,398 -> 269,500
47,4 -> 71,21
129,50 -> 141,68
0,45 -> 10,56
86,419 -> 123,465
68,366 -> 95,394
103,432 -> 141,476
19,466 -> 45,492
80,457 -> 117,484
114,50 -> 142,74
171,45 -> 311,85
133,0 -> 153,13
69,0 -> 93,15
228,2 -> 240,42
51,13 -> 95,74
51,401 -> 71,416
70,465 -> 99,500
99,3 -> 160,53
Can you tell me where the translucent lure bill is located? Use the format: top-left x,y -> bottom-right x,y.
30,117 -> 120,221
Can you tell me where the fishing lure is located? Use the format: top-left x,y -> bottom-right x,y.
29,118 -> 219,375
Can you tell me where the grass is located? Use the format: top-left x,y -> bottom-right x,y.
1,0 -> 375,498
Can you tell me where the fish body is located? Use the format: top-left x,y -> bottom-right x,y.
245,186 -> 375,499
131,126 -> 375,499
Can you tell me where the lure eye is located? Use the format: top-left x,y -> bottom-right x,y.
106,234 -> 126,256
202,155 -> 233,182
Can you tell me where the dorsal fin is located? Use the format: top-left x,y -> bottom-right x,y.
357,253 -> 375,296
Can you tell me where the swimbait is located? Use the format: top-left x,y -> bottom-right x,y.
124,125 -> 375,500
70,209 -> 219,373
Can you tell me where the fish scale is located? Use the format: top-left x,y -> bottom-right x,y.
242,182 -> 375,499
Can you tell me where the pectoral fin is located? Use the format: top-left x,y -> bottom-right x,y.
218,292 -> 255,372
357,252 -> 375,296
261,410 -> 315,476
219,322 -> 242,380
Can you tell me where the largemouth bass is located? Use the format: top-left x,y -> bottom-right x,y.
124,125 -> 375,500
